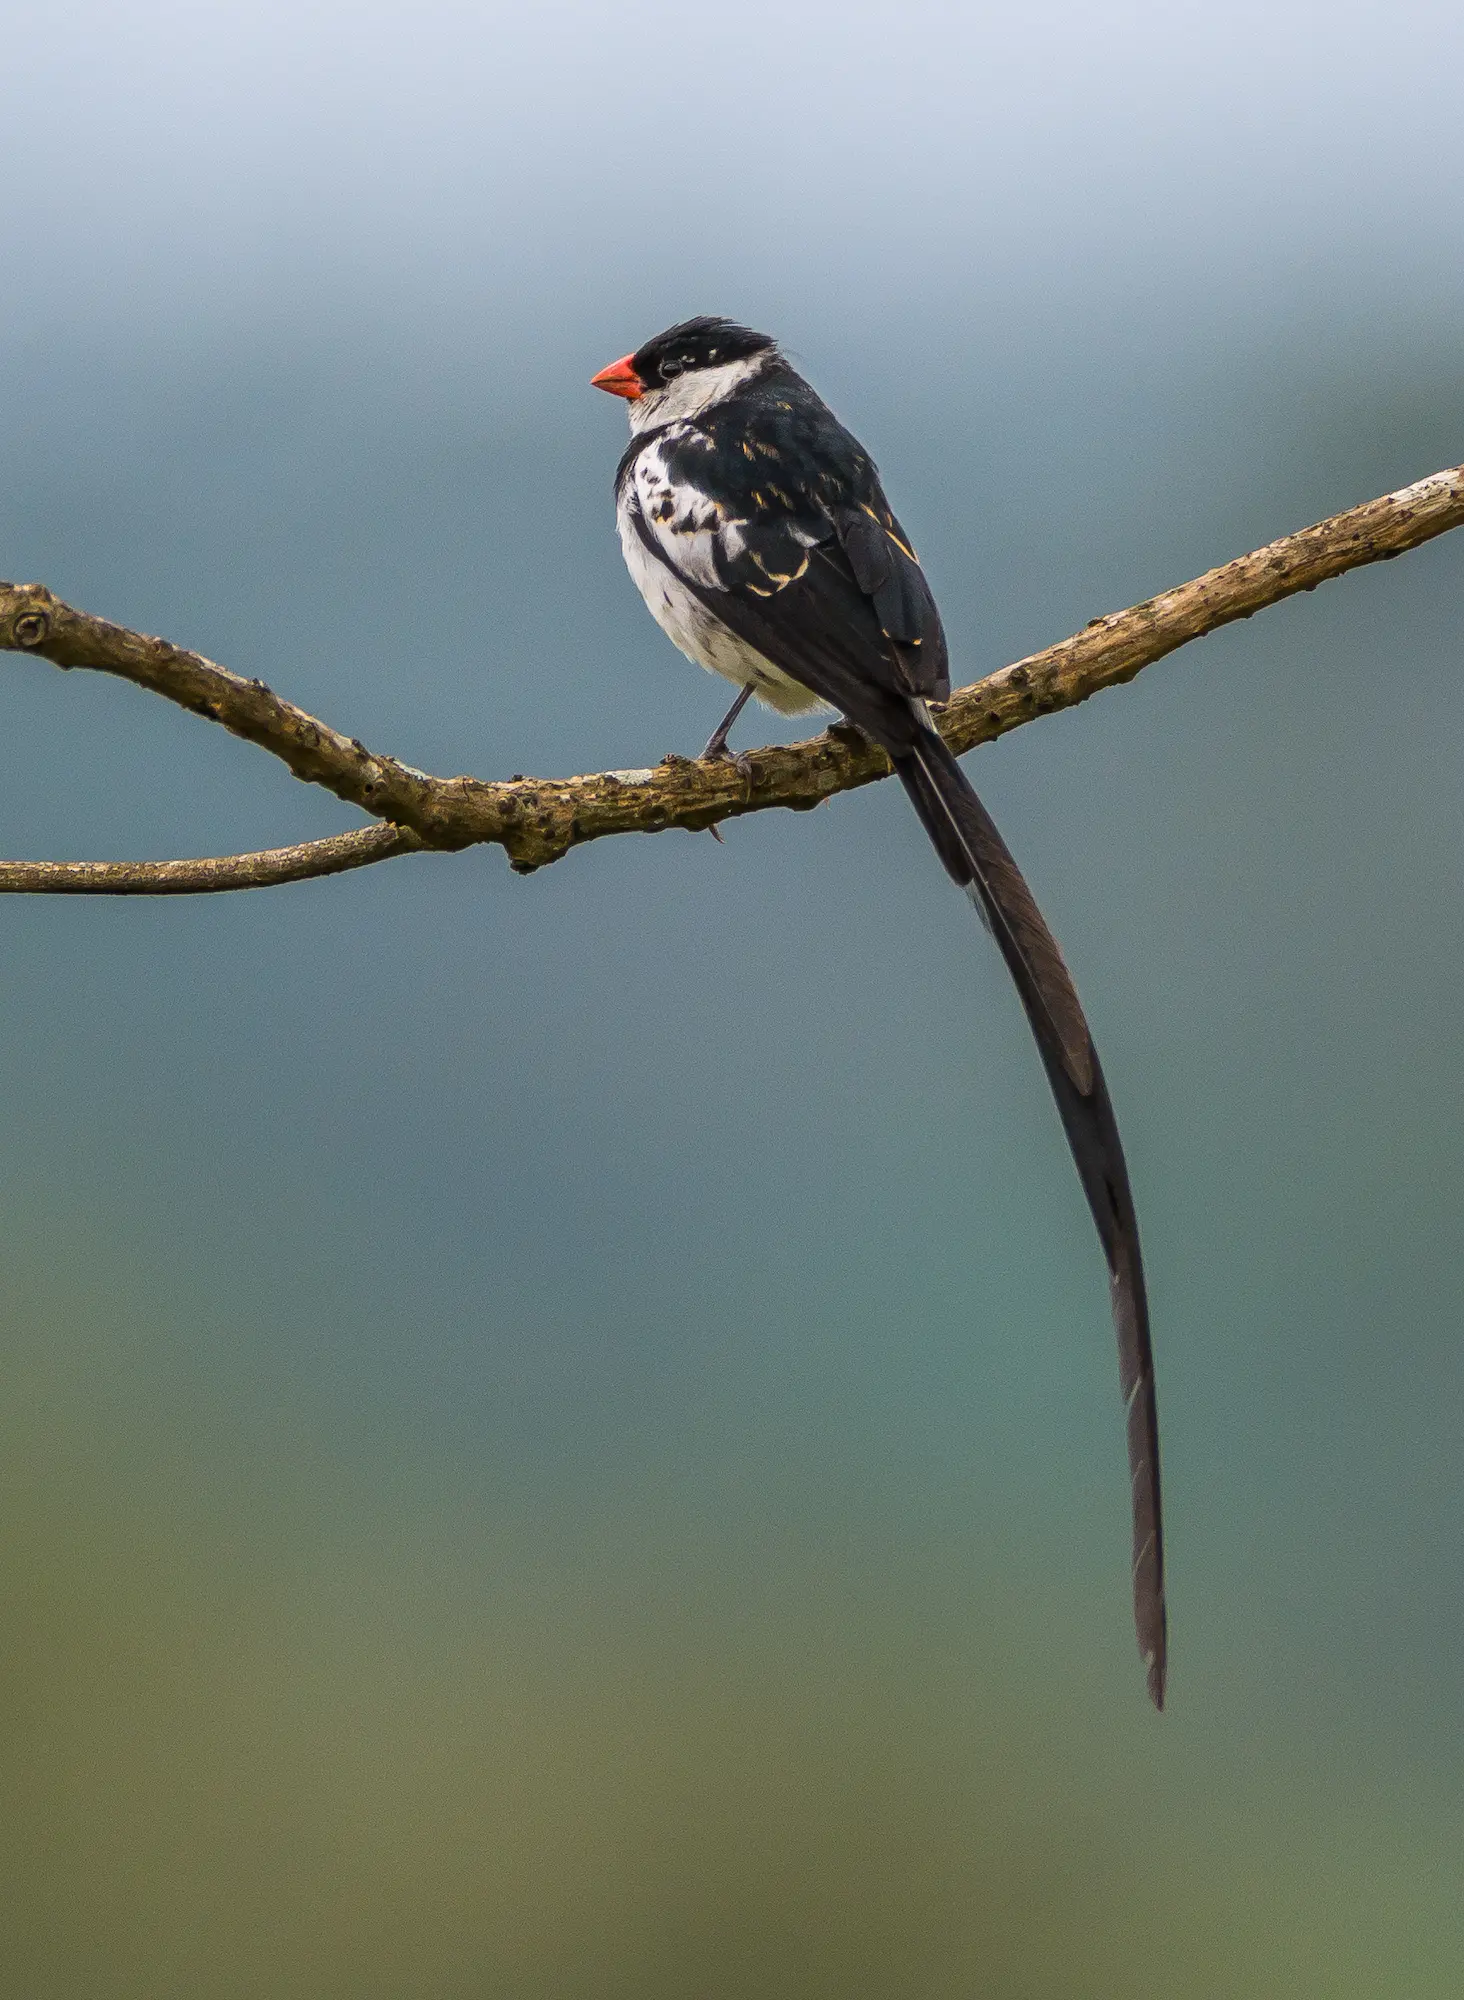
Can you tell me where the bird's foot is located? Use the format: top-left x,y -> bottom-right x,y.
700,739 -> 755,783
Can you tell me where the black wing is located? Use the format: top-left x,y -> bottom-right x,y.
641,385 -> 951,706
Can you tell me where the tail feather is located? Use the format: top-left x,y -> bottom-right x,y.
896,715 -> 1167,1708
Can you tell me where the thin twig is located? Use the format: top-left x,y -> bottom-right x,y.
0,823 -> 423,896
2,462 -> 1461,883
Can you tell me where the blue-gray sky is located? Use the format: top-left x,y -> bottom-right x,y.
2,6 -> 1463,1993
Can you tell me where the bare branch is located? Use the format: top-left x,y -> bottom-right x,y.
0,823 -> 423,896
3,462 -> 1461,877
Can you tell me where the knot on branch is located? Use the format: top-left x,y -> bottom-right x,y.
1,583 -> 58,652
496,786 -> 578,874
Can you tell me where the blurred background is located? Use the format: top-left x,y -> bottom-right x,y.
2,2 -> 1462,1992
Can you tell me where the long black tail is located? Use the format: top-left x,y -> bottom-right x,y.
896,708 -> 1166,1708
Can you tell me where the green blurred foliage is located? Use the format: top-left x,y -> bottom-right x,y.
3,2 -> 1464,1991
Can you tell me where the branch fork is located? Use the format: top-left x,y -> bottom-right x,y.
3,463 -> 1462,893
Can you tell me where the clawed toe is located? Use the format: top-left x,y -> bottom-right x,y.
701,743 -> 754,781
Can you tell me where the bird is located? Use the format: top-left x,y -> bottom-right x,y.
591,316 -> 1166,1708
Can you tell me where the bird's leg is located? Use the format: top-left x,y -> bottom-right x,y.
699,684 -> 757,844
699,684 -> 755,762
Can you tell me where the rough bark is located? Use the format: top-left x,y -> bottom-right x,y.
2,462 -> 1460,892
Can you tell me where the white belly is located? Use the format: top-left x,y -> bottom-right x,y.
616,492 -> 827,718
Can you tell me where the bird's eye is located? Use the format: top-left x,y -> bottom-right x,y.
660,357 -> 687,382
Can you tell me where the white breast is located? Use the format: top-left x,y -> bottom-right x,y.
616,439 -> 826,719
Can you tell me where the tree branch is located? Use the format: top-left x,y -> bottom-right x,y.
0,823 -> 423,896
3,462 -> 1461,885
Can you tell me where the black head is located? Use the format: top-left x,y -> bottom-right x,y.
629,316 -> 778,390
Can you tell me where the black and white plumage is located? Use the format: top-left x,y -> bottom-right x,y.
592,316 -> 1167,1708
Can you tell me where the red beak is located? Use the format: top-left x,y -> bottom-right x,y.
590,352 -> 644,401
